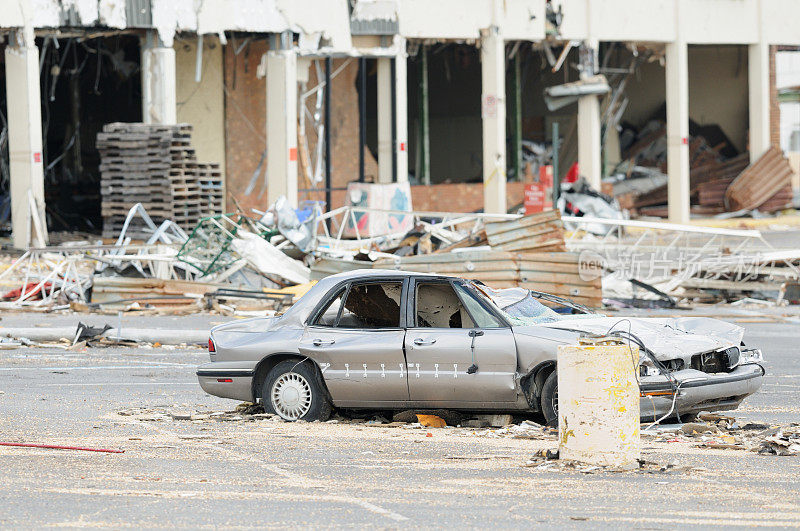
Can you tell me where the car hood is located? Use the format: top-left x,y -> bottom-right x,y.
519,316 -> 744,360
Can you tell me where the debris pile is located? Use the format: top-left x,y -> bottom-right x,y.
644,413 -> 800,456
609,120 -> 796,217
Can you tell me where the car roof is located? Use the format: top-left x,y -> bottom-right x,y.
325,268 -> 445,280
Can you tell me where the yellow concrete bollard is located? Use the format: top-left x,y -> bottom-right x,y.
557,337 -> 640,468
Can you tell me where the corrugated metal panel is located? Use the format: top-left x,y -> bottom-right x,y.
350,18 -> 398,35
126,0 -> 152,27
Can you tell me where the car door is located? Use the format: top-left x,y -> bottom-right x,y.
404,279 -> 517,407
298,279 -> 410,407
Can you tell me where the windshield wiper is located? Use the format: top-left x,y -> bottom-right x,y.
527,290 -> 593,315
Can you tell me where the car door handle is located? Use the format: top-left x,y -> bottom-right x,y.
312,338 -> 335,347
413,338 -> 436,346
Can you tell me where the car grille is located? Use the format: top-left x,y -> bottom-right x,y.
691,347 -> 740,373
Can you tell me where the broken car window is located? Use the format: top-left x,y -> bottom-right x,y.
453,283 -> 504,328
415,282 -> 476,329
313,288 -> 346,327
337,282 -> 403,329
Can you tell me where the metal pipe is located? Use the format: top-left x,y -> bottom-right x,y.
391,58 -> 397,183
325,57 -> 332,213
511,51 -> 522,181
358,57 -> 366,182
552,121 -> 560,208
418,45 -> 430,185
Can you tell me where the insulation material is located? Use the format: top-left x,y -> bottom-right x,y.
150,0 -> 347,50
200,0 -> 288,36
230,230 -> 311,286
98,0 -> 126,28
151,0 -> 197,47
557,338 -> 640,468
343,182 -> 413,238
277,0 -> 352,50
62,0 -> 99,24
352,0 -> 398,21
0,3 -> 25,27
29,0 -> 61,27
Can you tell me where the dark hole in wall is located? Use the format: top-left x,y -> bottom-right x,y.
36,34 -> 142,233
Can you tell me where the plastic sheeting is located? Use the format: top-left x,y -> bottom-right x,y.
230,230 -> 310,286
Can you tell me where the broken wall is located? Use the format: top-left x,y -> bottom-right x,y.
223,38 -> 269,213
302,58 -> 379,206
175,35 -> 226,185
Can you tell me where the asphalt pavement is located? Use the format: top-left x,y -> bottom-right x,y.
0,309 -> 799,528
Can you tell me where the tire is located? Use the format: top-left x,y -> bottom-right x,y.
262,360 -> 332,422
540,371 -> 558,427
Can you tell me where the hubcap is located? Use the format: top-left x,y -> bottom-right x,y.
270,372 -> 312,420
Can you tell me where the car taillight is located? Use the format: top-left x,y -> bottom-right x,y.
208,338 -> 216,353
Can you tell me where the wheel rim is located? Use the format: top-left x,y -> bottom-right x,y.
270,372 -> 312,420
551,388 -> 559,417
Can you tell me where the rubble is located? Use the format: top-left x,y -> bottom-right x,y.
608,120 -> 797,219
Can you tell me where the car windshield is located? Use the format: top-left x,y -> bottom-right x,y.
464,283 -> 561,325
466,282 -> 591,325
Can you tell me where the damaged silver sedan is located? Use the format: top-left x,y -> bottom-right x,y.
197,270 -> 764,423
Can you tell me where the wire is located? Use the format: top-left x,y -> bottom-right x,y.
606,319 -> 689,427
642,380 -> 688,431
606,319 -> 640,387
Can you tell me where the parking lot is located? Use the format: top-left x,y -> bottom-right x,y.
1,310 -> 799,528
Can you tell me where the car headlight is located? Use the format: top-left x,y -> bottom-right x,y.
740,347 -> 763,364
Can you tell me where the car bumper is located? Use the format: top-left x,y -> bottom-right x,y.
638,362 -> 764,420
196,364 -> 254,402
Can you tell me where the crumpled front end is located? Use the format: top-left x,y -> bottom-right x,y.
639,361 -> 765,420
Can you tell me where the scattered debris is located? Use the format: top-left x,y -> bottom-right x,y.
415,414 -> 447,428
0,441 -> 124,454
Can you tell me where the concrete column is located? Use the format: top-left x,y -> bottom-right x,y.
748,41 -> 771,162
5,27 -> 48,248
377,57 -> 393,183
394,39 -> 409,183
480,26 -> 506,214
577,95 -> 602,190
141,32 -> 177,124
666,40 -> 690,224
265,51 -> 298,207
578,40 -> 602,190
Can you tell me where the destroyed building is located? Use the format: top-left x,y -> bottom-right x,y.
0,0 -> 799,249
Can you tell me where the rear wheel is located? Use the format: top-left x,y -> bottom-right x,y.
262,360 -> 332,421
540,371 -> 558,426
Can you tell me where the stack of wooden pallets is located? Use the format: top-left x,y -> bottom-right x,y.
197,162 -> 225,217
97,123 -> 224,238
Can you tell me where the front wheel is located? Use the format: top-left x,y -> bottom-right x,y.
262,360 -> 332,421
540,371 -> 558,427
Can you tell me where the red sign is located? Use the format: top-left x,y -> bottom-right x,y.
524,183 -> 552,214
400,142 -> 406,152
33,152 -> 41,163
289,147 -> 297,161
